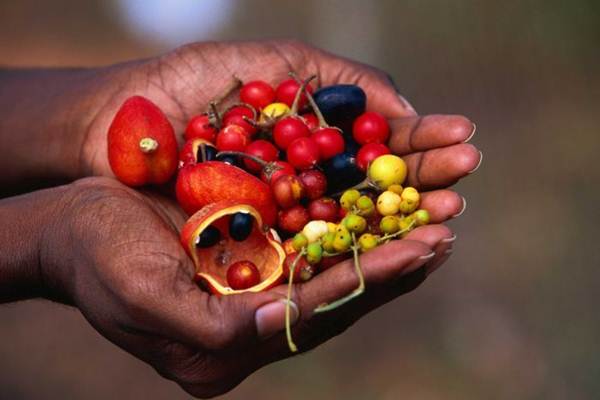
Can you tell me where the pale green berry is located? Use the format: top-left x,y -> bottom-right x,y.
412,209 -> 430,226
356,195 -> 375,216
292,233 -> 308,251
306,242 -> 323,264
340,189 -> 361,210
358,233 -> 379,252
344,214 -> 367,234
380,215 -> 400,234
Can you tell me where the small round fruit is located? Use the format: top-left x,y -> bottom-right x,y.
333,226 -> 352,252
275,78 -> 313,108
352,111 -> 390,145
344,214 -> 367,234
387,184 -> 404,195
308,197 -> 339,222
260,160 -> 296,184
222,105 -> 257,137
401,187 -> 420,204
321,232 -> 336,253
283,252 -> 314,282
240,80 -> 276,110
244,140 -> 279,173
278,206 -> 310,234
326,222 -> 337,233
379,215 -> 400,234
412,209 -> 430,226
368,154 -> 407,189
292,233 -> 309,251
298,169 -> 327,200
302,220 -> 329,243
340,189 -> 361,210
356,142 -> 390,171
260,102 -> 290,122
229,212 -> 254,242
195,225 -> 221,248
397,216 -> 415,236
301,113 -> 319,131
358,233 -> 379,252
215,125 -> 250,152
273,116 -> 311,150
311,127 -> 345,160
287,137 -> 321,170
306,242 -> 323,265
356,195 -> 375,216
184,114 -> 217,142
227,260 -> 261,290
376,191 -> 402,216
271,174 -> 305,209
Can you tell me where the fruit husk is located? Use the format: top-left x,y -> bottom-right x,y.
181,201 -> 286,295
176,161 -> 278,226
107,96 -> 178,186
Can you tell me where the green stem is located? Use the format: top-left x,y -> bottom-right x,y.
286,248 -> 306,353
314,232 -> 365,313
216,151 -> 268,167
378,219 -> 417,243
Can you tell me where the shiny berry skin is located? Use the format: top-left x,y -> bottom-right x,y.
311,127 -> 345,160
195,225 -> 221,248
278,205 -> 310,234
275,78 -> 313,109
216,154 -> 240,167
271,174 -> 305,209
222,105 -> 257,136
243,140 -> 279,173
240,80 -> 276,110
301,113 -> 319,132
260,160 -> 295,183
298,169 -> 327,200
308,197 -> 339,222
283,252 -> 314,282
226,260 -> 261,290
356,142 -> 391,171
229,212 -> 254,241
215,125 -> 249,152
352,111 -> 390,145
287,137 -> 321,170
273,116 -> 311,150
184,114 -> 217,142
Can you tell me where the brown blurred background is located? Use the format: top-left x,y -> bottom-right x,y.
1,0 -> 599,399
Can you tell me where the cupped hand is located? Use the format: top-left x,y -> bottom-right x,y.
49,177 -> 456,398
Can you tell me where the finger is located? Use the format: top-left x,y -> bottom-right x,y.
404,224 -> 455,275
389,115 -> 476,155
403,143 -> 482,190
420,189 -> 466,222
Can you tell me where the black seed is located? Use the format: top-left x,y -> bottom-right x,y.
196,144 -> 218,163
195,225 -> 221,248
217,154 -> 240,167
229,212 -> 253,241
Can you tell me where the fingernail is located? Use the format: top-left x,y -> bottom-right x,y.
468,151 -> 483,174
405,252 -> 435,273
256,299 -> 299,340
440,234 -> 457,244
452,197 -> 467,218
464,123 -> 477,143
444,248 -> 454,255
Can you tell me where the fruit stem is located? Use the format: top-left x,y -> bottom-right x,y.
289,74 -> 317,115
216,151 -> 269,167
139,137 -> 159,153
314,233 -> 365,313
331,178 -> 377,198
207,76 -> 243,128
286,248 -> 306,353
289,72 -> 328,128
378,219 -> 417,243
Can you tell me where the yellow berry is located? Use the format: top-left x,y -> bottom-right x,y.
356,195 -> 375,216
306,242 -> 323,264
321,232 -> 336,252
380,215 -> 400,234
326,222 -> 338,233
302,220 -> 329,243
387,184 -> 404,195
412,209 -> 430,226
397,216 -> 415,237
260,102 -> 290,122
292,233 -> 308,251
340,189 -> 361,210
376,191 -> 401,216
333,226 -> 352,252
358,233 -> 379,252
368,154 -> 407,189
344,214 -> 367,234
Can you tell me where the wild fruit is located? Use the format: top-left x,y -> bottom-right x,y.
287,137 -> 321,170
278,205 -> 310,234
353,111 -> 390,145
298,169 -> 327,200
227,261 -> 261,290
215,124 -> 250,152
275,78 -> 313,109
308,197 -> 339,222
243,140 -> 279,173
271,174 -> 305,209
240,80 -> 276,110
356,143 -> 390,171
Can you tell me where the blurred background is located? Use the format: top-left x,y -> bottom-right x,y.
1,0 -> 599,398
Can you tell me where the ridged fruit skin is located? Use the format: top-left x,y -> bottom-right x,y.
107,96 -> 178,186
176,161 -> 277,226
180,201 -> 286,295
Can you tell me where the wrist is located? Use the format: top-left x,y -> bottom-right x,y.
0,184 -> 73,303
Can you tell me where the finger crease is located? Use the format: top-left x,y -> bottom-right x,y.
407,116 -> 423,153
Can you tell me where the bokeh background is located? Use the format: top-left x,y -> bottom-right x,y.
1,0 -> 599,399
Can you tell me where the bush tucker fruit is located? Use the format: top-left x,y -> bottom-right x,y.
227,260 -> 261,290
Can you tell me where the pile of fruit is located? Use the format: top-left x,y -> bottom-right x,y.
107,74 -> 430,351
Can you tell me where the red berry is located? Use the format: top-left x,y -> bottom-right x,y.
308,197 -> 339,222
260,160 -> 295,183
215,125 -> 249,152
273,116 -> 311,150
271,174 -> 305,209
301,113 -> 319,132
356,142 -> 391,171
352,111 -> 390,145
240,80 -> 275,110
226,260 -> 261,290
298,169 -> 327,200
184,114 -> 217,142
222,105 -> 257,136
244,140 -> 279,173
311,127 -> 345,160
278,205 -> 310,233
283,252 -> 315,282
275,78 -> 313,108
287,137 -> 320,170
